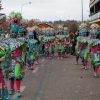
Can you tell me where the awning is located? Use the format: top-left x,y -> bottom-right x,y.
89,18 -> 100,25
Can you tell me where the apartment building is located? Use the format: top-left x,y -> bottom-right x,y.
89,0 -> 100,25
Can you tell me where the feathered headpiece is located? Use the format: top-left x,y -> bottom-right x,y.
79,22 -> 88,36
9,11 -> 21,24
27,27 -> 34,36
63,26 -> 68,30
90,23 -> 99,36
58,24 -> 63,29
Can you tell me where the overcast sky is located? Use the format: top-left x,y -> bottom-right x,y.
1,0 -> 90,21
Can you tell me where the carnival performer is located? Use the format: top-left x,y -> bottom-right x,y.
68,31 -> 75,55
75,22 -> 88,70
0,2 -> 10,99
39,27 -> 45,55
63,26 -> 69,57
56,25 -> 65,59
3,12 -> 25,97
43,27 -> 51,58
49,27 -> 55,57
27,27 -> 38,69
0,42 -> 11,100
88,23 -> 100,77
43,27 -> 55,59
33,26 -> 40,64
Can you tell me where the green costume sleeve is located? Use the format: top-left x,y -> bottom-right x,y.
21,43 -> 28,62
77,39 -> 80,45
0,49 -> 6,58
49,44 -> 53,52
84,48 -> 88,60
87,43 -> 91,53
88,43 -> 91,48
98,54 -> 100,60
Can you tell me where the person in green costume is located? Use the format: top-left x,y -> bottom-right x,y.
0,2 -> 11,99
75,22 -> 89,70
33,26 -> 41,64
63,26 -> 69,57
56,25 -> 65,59
88,23 -> 100,77
43,27 -> 55,59
26,27 -> 38,69
3,12 -> 25,97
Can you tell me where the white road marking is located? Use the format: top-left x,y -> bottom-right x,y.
20,86 -> 26,92
12,86 -> 26,99
42,58 -> 45,62
32,67 -> 39,73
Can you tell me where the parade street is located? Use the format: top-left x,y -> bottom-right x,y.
6,55 -> 100,100
1,0 -> 100,100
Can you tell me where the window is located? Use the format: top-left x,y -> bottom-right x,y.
95,1 -> 100,13
90,6 -> 94,15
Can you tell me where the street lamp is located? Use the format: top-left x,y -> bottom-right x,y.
21,2 -> 31,18
81,0 -> 83,22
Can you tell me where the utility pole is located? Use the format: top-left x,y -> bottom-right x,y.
81,0 -> 83,22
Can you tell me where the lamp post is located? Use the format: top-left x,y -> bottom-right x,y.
21,2 -> 31,18
81,0 -> 83,22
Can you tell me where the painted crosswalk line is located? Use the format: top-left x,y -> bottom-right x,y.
32,67 -> 39,73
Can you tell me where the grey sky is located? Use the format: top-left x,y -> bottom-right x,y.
1,0 -> 89,21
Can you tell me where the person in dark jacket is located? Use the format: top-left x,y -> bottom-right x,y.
33,30 -> 40,44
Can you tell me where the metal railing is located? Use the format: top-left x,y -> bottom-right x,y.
90,0 -> 99,7
90,11 -> 100,21
90,0 -> 95,5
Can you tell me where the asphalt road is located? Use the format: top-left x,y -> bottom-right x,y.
6,55 -> 100,100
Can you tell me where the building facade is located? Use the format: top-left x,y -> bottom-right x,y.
89,0 -> 100,25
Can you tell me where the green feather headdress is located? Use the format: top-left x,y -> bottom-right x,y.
9,11 -> 21,19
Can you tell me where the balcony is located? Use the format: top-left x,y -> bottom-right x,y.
90,11 -> 100,21
90,0 -> 99,7
90,0 -> 95,5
